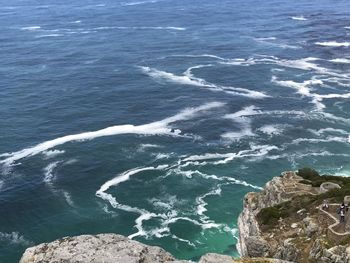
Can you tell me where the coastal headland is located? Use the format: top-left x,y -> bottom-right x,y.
20,168 -> 350,263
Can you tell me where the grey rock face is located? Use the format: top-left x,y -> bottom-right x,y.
19,234 -> 185,263
245,236 -> 270,257
198,253 -> 233,263
319,182 -> 341,193
303,216 -> 319,237
19,232 -> 297,263
309,239 -> 350,263
237,172 -> 304,258
237,171 -> 350,263
274,238 -> 299,262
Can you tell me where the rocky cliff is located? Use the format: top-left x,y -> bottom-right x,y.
20,168 -> 350,263
19,233 -> 291,263
237,169 -> 350,263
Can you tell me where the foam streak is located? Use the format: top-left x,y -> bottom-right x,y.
0,102 -> 224,166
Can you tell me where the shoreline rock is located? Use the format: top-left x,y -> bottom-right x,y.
237,169 -> 350,262
20,168 -> 350,263
19,233 -> 293,263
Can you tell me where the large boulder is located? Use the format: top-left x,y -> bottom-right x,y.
19,234 -> 186,263
199,253 -> 233,263
319,182 -> 341,193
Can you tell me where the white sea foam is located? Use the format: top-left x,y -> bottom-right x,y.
171,235 -> 196,247
255,37 -> 277,41
315,41 -> 350,47
0,102 -> 223,166
137,143 -> 162,152
96,165 -> 168,208
153,153 -> 172,160
0,232 -> 32,246
121,0 -> 161,6
223,105 -> 260,120
258,124 -> 286,136
98,26 -> 186,31
272,75 -> 350,111
43,161 -> 60,183
146,226 -> 171,239
97,165 -> 233,240
96,165 -> 169,224
173,167 -> 262,190
21,26 -> 41,31
140,66 -> 268,99
35,34 -> 63,38
216,55 -> 349,82
271,76 -> 324,110
148,195 -> 179,211
167,54 -> 226,60
221,106 -> 259,141
329,58 -> 350,64
273,57 -> 329,73
43,149 -> 65,159
43,162 -> 76,207
163,216 -> 220,229
253,37 -> 300,49
291,16 -> 308,21
225,56 -> 347,79
128,212 -> 158,239
267,151 -> 350,161
62,191 -> 75,207
289,137 -> 348,146
308,128 -> 348,136
182,144 -> 278,167
196,185 -> 222,217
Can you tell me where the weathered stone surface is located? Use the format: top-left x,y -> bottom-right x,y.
237,171 -> 311,259
245,236 -> 270,257
199,253 -> 233,263
319,182 -> 341,193
303,216 -> 319,237
19,233 -> 297,263
274,238 -> 299,262
19,234 -> 186,263
234,258 -> 293,263
238,171 -> 350,263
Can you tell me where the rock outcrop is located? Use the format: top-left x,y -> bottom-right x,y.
20,234 -> 187,263
19,233 -> 296,263
237,170 -> 350,263
19,169 -> 350,263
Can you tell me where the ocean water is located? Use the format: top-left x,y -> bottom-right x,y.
1,0 -> 350,261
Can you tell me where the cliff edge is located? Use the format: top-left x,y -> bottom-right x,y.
20,168 -> 350,263
19,233 -> 287,263
237,168 -> 350,263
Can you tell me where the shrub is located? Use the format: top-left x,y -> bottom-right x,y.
258,204 -> 289,226
297,167 -> 320,180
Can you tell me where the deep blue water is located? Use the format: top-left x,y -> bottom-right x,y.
1,0 -> 350,262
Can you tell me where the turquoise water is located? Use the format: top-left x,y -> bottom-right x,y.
1,0 -> 350,262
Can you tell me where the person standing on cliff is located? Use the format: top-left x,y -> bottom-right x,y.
340,209 -> 345,223
341,202 -> 345,211
322,199 -> 329,210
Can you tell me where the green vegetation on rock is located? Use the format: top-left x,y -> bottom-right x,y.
298,167 -> 350,202
257,167 -> 350,228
